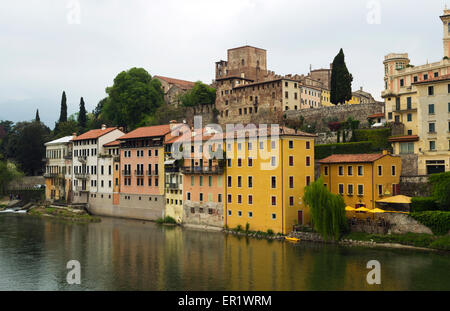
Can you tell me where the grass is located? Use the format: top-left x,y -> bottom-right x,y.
343,232 -> 449,249
28,206 -> 101,223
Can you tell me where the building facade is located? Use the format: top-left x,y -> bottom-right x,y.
319,152 -> 402,210
154,75 -> 195,107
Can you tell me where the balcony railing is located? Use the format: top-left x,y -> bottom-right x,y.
165,183 -> 180,189
44,172 -> 61,178
146,170 -> 158,176
75,173 -> 89,180
135,170 -> 145,176
164,166 -> 179,173
64,152 -> 73,160
75,186 -> 89,192
122,170 -> 131,176
181,166 -> 224,174
113,155 -> 120,162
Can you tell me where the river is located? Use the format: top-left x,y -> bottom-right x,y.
0,214 -> 448,291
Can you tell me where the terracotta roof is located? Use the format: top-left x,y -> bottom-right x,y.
388,135 -> 419,143
72,127 -> 117,141
154,75 -> 195,90
412,73 -> 450,85
118,124 -> 172,140
319,153 -> 386,164
368,113 -> 385,118
103,140 -> 121,147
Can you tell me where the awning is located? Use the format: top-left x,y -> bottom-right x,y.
164,159 -> 176,165
368,208 -> 386,214
355,207 -> 370,213
345,206 -> 356,211
376,195 -> 412,204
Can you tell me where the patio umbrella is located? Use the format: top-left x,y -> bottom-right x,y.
376,195 -> 412,204
368,208 -> 386,214
355,207 -> 370,213
345,206 -> 356,211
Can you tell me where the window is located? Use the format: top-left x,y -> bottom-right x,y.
407,113 -> 412,122
199,176 -> 203,186
428,86 -> 434,95
306,141 -> 310,149
227,194 -> 232,203
271,196 -> 276,206
338,166 -> 344,176
407,97 -> 412,109
227,176 -> 232,187
271,141 -> 276,149
392,165 -> 396,176
248,176 -> 253,188
289,176 -> 294,188
378,184 -> 383,196
237,158 -> 242,167
248,195 -> 253,205
271,176 -> 276,188
378,165 -> 382,176
347,166 -> 353,176
199,193 -> 203,202
357,185 -> 364,196
191,176 -> 195,186
388,112 -> 393,120
430,141 -> 436,151
306,156 -> 311,167
187,192 -> 191,200
289,156 -> 294,166
248,212 -> 253,218
429,104 -> 435,114
237,195 -> 242,204
209,176 -> 212,187
434,72 -> 439,78
218,194 -> 222,203
271,156 -> 276,167
400,142 -> 415,154
424,74 -> 428,80
259,141 -> 264,150
272,213 -> 276,220
306,176 -> 311,186
228,210 -> 232,216
237,176 -> 242,188
348,184 -> 354,195
248,157 -> 253,167
338,184 -> 344,195
289,140 -> 294,149
400,79 -> 404,87
429,123 -> 436,133
227,159 -> 232,167
324,166 -> 329,176
357,166 -> 364,176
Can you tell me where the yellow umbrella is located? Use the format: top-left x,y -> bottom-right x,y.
355,207 -> 370,213
384,210 -> 409,214
345,206 -> 356,211
376,195 -> 412,204
368,208 -> 386,214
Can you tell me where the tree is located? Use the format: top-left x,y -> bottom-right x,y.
428,172 -> 450,210
78,97 -> 87,131
52,120 -> 78,139
303,178 -> 348,241
5,121 -> 51,176
330,48 -> 353,105
102,67 -> 165,130
180,81 -> 216,107
35,109 -> 40,122
0,160 -> 23,194
59,91 -> 68,123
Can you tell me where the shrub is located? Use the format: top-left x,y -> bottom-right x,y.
235,225 -> 243,232
155,216 -> 177,225
411,211 -> 450,235
245,222 -> 250,233
267,229 -> 274,235
352,128 -> 391,150
428,172 -> 450,210
315,141 -> 374,160
411,197 -> 439,212
429,235 -> 450,251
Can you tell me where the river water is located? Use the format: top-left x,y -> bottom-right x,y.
0,214 -> 448,291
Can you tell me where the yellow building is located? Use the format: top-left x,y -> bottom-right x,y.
319,152 -> 402,209
344,94 -> 361,105
225,127 -> 316,234
321,89 -> 331,106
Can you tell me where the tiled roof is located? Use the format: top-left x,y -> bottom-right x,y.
319,153 -> 386,164
103,140 -> 121,147
368,113 -> 385,118
154,75 -> 195,90
118,124 -> 172,140
72,128 -> 117,141
388,135 -> 419,142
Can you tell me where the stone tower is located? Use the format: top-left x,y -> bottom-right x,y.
440,8 -> 450,58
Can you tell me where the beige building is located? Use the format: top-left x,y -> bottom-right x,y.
154,75 -> 195,107
384,9 -> 450,175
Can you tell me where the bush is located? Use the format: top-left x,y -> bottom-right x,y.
411,211 -> 450,235
429,235 -> 450,251
411,197 -> 439,212
352,128 -> 391,150
428,172 -> 450,210
156,216 -> 177,225
245,222 -> 250,233
315,141 -> 374,160
267,229 -> 274,235
235,225 -> 243,232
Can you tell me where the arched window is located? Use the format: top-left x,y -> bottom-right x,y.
241,59 -> 245,66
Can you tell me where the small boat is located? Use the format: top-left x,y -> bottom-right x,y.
285,237 -> 300,242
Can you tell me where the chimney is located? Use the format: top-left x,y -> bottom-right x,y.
118,127 -> 124,132
382,149 -> 390,155
360,86 -> 363,91
101,124 -> 107,130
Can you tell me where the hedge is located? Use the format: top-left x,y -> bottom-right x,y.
315,141 -> 375,160
411,197 -> 439,212
410,211 -> 450,235
352,128 -> 392,150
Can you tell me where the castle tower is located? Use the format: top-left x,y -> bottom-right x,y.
440,8 -> 450,58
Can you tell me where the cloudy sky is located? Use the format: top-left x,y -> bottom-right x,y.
0,0 -> 447,127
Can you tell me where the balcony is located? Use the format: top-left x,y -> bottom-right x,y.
165,183 -> 180,189
43,172 -> 60,178
75,173 -> 89,180
146,170 -> 158,176
164,166 -> 179,173
135,170 -> 145,177
75,186 -> 89,192
122,170 -> 131,176
64,152 -> 73,160
78,156 -> 87,163
113,155 -> 120,162
181,166 -> 224,175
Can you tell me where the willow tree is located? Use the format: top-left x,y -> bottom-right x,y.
303,178 -> 348,241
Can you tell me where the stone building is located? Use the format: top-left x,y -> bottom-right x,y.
154,75 -> 195,107
384,9 -> 450,176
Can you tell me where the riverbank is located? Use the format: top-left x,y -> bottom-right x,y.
28,206 -> 101,223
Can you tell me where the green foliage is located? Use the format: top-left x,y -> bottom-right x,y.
411,211 -> 450,235
59,91 -> 68,123
352,128 -> 391,150
234,225 -> 243,232
266,229 -> 274,235
429,235 -> 450,251
35,109 -> 40,122
102,68 -> 164,130
428,172 -> 450,210
0,161 -> 23,194
7,189 -> 42,202
4,121 -> 51,175
245,222 -> 250,233
315,141 -> 374,160
156,216 -> 177,224
303,178 -> 348,241
78,97 -> 87,131
53,120 -> 79,139
411,197 -> 439,212
141,103 -> 187,126
330,48 -> 353,105
180,81 -> 216,107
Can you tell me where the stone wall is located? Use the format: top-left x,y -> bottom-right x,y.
383,213 -> 433,235
399,175 -> 432,197
8,176 -> 45,190
185,104 -> 217,127
398,154 -> 419,176
183,201 -> 224,228
284,102 -> 385,132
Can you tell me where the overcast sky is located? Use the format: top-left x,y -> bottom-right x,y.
0,0 -> 448,127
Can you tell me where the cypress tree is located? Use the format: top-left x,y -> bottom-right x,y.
78,97 -> 87,131
330,48 -> 353,105
59,91 -> 68,123
35,109 -> 40,122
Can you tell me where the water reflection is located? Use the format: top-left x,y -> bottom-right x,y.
0,214 -> 448,291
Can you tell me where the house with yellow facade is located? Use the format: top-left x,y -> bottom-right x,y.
225,126 -> 316,234
319,152 -> 402,210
